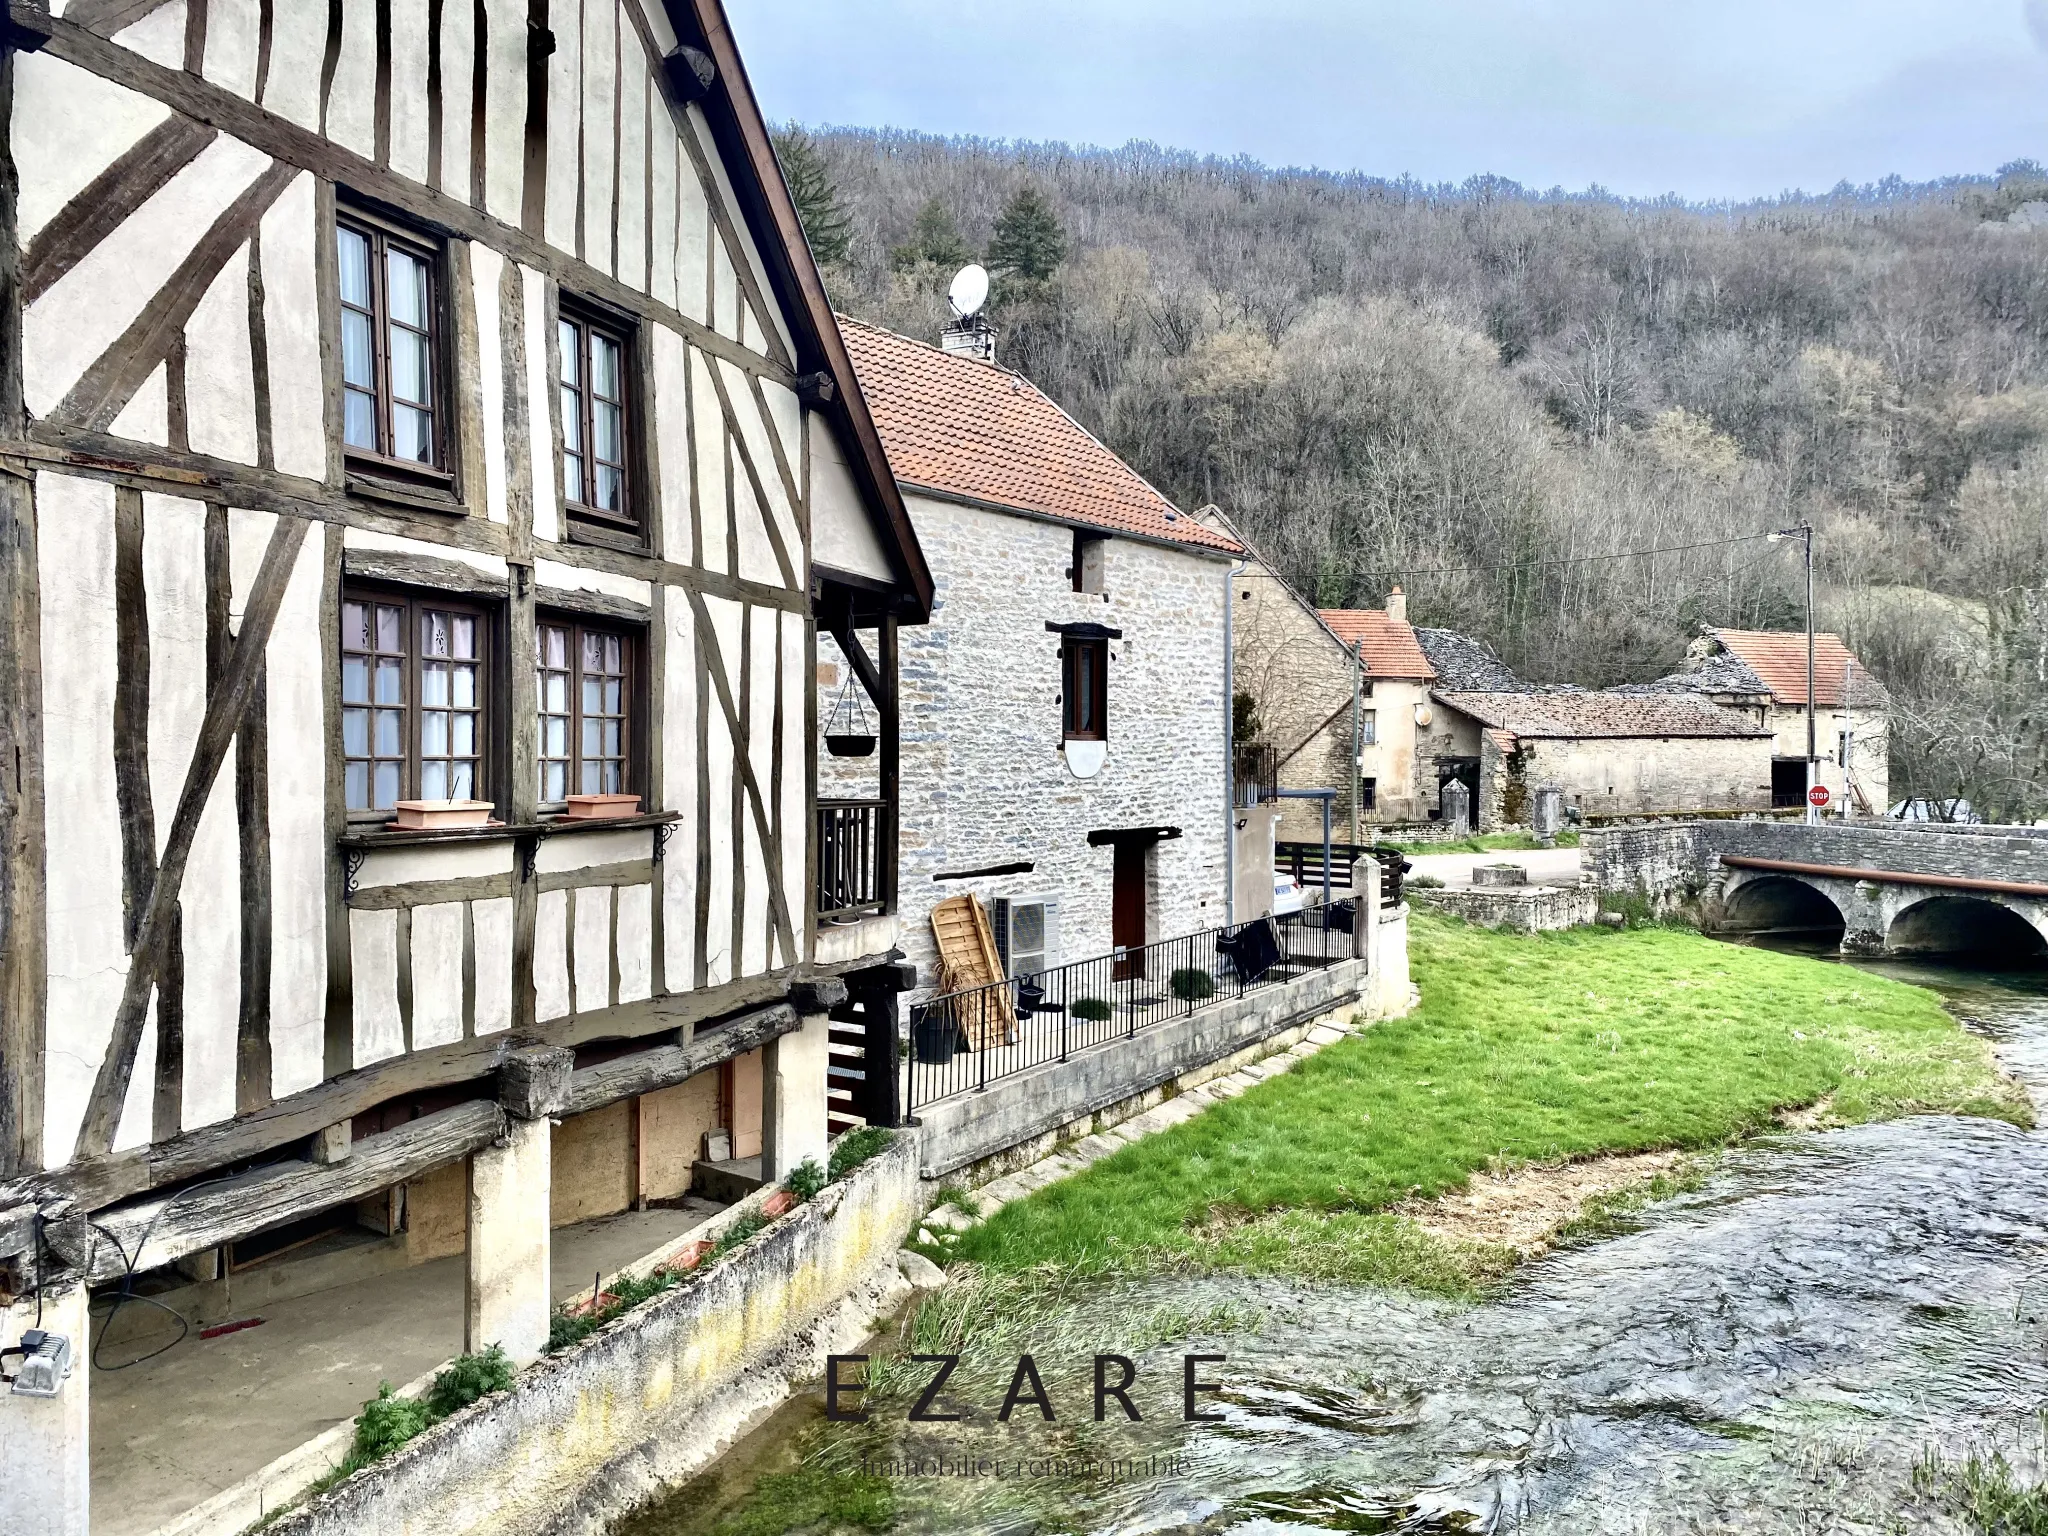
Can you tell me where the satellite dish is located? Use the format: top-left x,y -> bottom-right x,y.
947,264 -> 989,319
1413,703 -> 1434,728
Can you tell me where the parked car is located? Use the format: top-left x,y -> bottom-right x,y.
1272,872 -> 1304,917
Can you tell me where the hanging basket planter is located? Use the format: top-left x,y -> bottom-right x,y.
823,674 -> 876,758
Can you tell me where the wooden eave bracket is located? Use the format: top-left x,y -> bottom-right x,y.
663,43 -> 717,102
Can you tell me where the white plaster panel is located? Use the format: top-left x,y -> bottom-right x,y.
764,381 -> 805,532
573,886 -> 611,1012
580,0 -> 616,276
807,415 -> 891,583
36,476 -> 127,1166
690,346 -> 727,572
388,0 -> 433,185
268,536 -> 329,1097
701,594 -> 740,986
661,598 -> 697,988
534,826 -> 647,874
343,526 -> 511,580
185,245 -> 260,466
534,888 -> 571,1021
410,902 -> 466,1050
261,0 -> 329,128
141,495 -> 239,1132
202,0 -> 263,99
780,611 -> 807,967
117,1008 -> 156,1154
348,520 -> 507,581
742,603 -> 776,976
725,384 -> 779,585
108,363 -> 169,447
230,509 -> 281,620
355,841 -> 515,889
711,241 -> 739,343
649,129 -> 678,310
615,38 -> 647,291
114,2 -> 186,70
260,172 -> 327,481
25,134 -> 271,419
471,244 -> 510,524
651,326 -> 692,557
721,358 -> 797,586
181,747 -> 242,1130
522,265 -> 559,542
327,0 -> 378,158
689,105 -> 794,360
532,557 -> 650,606
437,0 -> 475,200
472,896 -> 515,1035
481,0 -> 529,224
12,53 -> 170,246
674,138 -> 709,325
542,4 -> 582,255
350,909 -> 405,1065
615,883 -> 652,1004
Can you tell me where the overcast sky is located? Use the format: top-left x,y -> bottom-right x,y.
723,0 -> 2048,201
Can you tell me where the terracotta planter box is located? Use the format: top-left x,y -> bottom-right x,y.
670,1239 -> 715,1272
391,799 -> 494,830
562,793 -> 642,820
761,1189 -> 797,1218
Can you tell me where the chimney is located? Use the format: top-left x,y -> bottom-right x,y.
1385,585 -> 1407,624
940,314 -> 996,363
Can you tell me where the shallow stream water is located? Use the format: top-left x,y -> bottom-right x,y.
623,957 -> 2048,1535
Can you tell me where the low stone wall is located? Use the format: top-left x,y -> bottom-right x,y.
266,1137 -> 921,1536
914,957 -> 1373,1180
1413,884 -> 1600,933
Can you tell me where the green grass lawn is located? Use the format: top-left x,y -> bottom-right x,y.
949,914 -> 2029,1294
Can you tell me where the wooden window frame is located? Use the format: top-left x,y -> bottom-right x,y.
1359,708 -> 1377,746
336,201 -> 456,490
556,298 -> 643,540
535,612 -> 643,807
1061,637 -> 1108,742
341,584 -> 495,819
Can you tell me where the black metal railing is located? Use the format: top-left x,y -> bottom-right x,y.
904,899 -> 1357,1113
816,799 -> 888,920
1276,842 -> 1407,908
1234,742 -> 1279,806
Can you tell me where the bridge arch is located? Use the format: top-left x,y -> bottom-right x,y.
1888,896 -> 2048,964
1722,873 -> 1847,943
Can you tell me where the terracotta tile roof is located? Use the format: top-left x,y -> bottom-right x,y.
1709,629 -> 1887,708
838,317 -> 1239,555
1318,610 -> 1436,680
1433,690 -> 1770,740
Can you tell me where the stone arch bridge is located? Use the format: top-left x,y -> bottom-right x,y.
1587,820 -> 2048,962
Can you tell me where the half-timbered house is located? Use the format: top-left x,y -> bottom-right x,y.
0,1 -> 927,1526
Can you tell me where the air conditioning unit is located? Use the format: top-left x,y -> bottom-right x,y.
992,895 -> 1060,979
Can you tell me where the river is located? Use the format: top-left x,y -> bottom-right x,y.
621,954 -> 2048,1535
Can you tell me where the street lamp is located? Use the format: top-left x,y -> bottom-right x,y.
1767,523 -> 1818,824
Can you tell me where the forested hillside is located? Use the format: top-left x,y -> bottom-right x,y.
778,128 -> 2048,818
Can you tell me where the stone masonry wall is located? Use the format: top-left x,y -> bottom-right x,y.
884,495 -> 1233,998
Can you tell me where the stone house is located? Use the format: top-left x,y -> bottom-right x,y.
830,318 -> 1241,999
0,3 -> 933,1526
1422,692 -> 1776,828
1620,628 -> 1890,814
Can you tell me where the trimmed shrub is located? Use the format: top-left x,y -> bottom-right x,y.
1170,967 -> 1216,1002
1071,998 -> 1113,1022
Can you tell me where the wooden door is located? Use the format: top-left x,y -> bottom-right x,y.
1112,842 -> 1148,980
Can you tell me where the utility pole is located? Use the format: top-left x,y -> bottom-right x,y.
1350,638 -> 1363,849
1770,522 -> 1819,825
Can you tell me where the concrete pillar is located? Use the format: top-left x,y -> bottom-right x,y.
1355,858 -> 1381,963
0,1281 -> 91,1536
761,1012 -> 831,1182
468,1046 -> 572,1366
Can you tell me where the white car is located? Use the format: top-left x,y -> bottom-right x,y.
1271,872 -> 1305,917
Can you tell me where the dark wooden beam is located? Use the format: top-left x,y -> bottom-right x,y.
561,1003 -> 793,1117
83,1099 -> 505,1283
21,115 -> 217,306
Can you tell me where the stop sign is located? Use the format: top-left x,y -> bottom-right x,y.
1807,784 -> 1831,808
